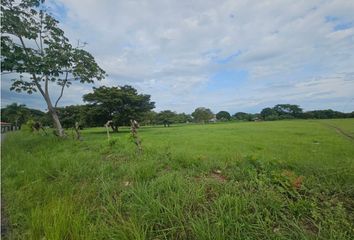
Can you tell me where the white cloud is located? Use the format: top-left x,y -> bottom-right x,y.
2,0 -> 354,113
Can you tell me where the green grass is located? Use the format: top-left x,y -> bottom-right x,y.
2,119 -> 354,239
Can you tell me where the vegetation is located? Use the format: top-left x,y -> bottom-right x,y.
1,1 -> 353,239
1,0 -> 105,136
2,119 -> 354,239
191,107 -> 214,123
1,103 -> 49,127
216,111 -> 231,121
260,104 -> 354,121
2,101 -> 353,131
156,110 -> 176,127
82,86 -> 155,132
155,111 -> 192,127
233,112 -> 255,121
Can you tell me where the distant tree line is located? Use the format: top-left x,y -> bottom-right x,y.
2,98 -> 354,131
2,1 -> 352,137
1,103 -> 50,129
259,104 -> 354,121
232,104 -> 354,121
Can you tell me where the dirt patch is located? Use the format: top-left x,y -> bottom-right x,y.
301,218 -> 319,236
209,170 -> 227,183
205,185 -> 218,201
103,153 -> 130,162
193,170 -> 228,183
163,165 -> 172,172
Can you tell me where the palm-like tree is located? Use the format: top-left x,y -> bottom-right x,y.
1,103 -> 30,127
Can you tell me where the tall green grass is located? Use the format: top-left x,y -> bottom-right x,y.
2,119 -> 354,239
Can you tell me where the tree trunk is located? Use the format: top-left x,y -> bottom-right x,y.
111,125 -> 119,132
36,79 -> 65,137
44,95 -> 65,137
49,106 -> 65,137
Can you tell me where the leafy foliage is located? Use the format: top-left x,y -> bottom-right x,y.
192,107 -> 214,123
83,85 -> 155,131
156,110 -> 177,127
273,104 -> 303,118
260,104 -> 352,120
216,111 -> 231,121
1,103 -> 48,127
233,112 -> 253,121
1,0 -> 105,136
1,0 -> 106,89
56,105 -> 86,129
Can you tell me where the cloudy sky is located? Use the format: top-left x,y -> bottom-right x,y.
2,0 -> 354,113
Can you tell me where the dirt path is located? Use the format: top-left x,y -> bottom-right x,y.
322,123 -> 354,141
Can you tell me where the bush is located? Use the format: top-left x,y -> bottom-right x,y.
21,119 -> 35,133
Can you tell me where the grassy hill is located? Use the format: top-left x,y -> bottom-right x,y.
2,119 -> 354,239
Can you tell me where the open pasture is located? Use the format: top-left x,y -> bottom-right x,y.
2,119 -> 354,239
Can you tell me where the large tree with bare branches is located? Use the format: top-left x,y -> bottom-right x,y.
1,0 -> 106,137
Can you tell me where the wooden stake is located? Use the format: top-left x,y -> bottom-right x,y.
105,120 -> 113,140
130,119 -> 142,152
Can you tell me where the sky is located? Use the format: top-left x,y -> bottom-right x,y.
1,0 -> 354,114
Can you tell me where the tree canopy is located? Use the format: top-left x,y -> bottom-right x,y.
156,110 -> 177,127
1,0 -> 105,136
1,103 -> 48,127
273,104 -> 303,118
260,104 -> 303,120
233,112 -> 252,121
192,107 -> 214,123
83,85 -> 155,131
260,107 -> 278,120
216,111 -> 231,121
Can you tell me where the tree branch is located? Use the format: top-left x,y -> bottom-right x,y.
34,39 -> 41,52
54,71 -> 68,108
18,35 -> 45,98
39,11 -> 44,55
44,75 -> 49,97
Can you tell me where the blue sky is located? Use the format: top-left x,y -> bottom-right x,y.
1,0 -> 354,114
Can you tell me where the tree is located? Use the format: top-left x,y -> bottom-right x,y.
82,105 -> 108,127
303,109 -> 347,119
260,107 -> 278,120
1,0 -> 105,137
1,103 -> 50,128
233,112 -> 252,121
83,85 -> 155,131
175,113 -> 192,123
1,103 -> 30,127
216,111 -> 231,121
157,110 -> 177,127
28,108 -> 46,121
56,105 -> 86,129
141,111 -> 158,125
273,104 -> 303,118
191,107 -> 214,123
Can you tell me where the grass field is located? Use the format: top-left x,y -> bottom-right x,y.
2,119 -> 354,239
